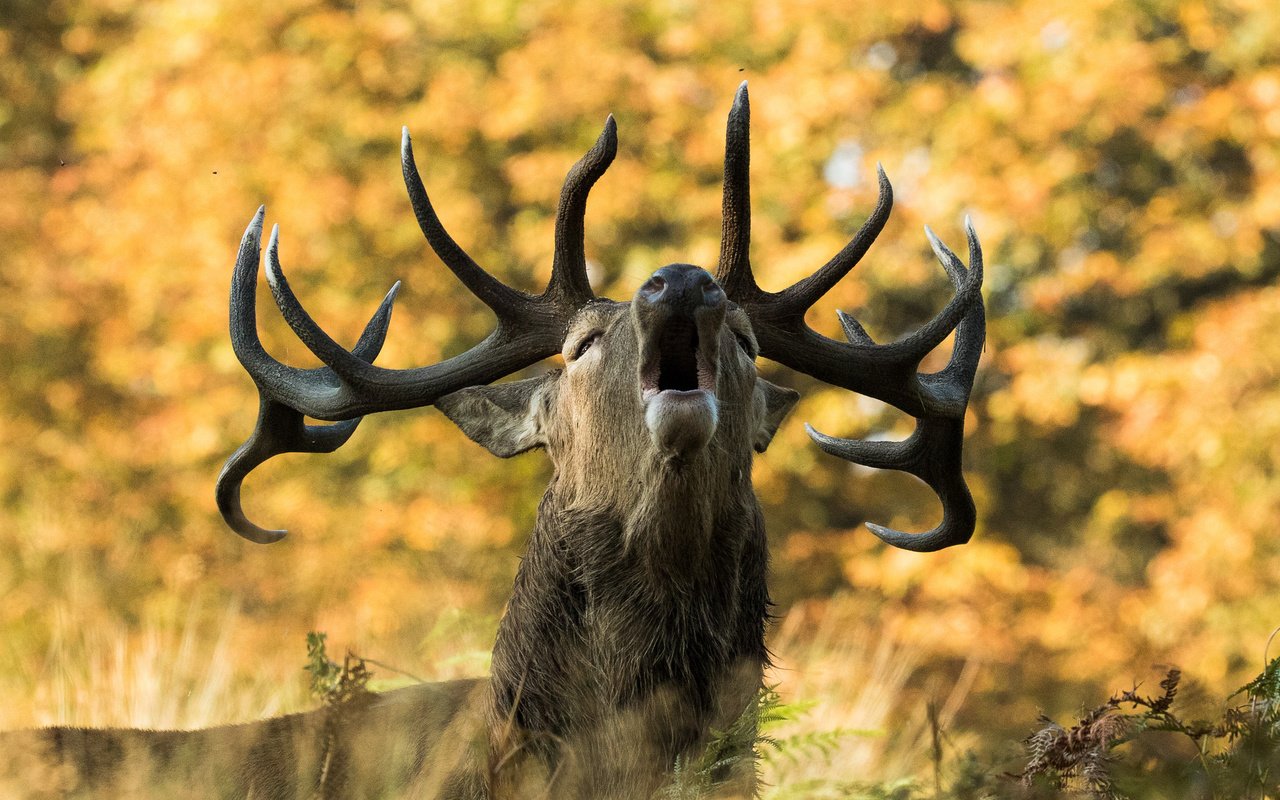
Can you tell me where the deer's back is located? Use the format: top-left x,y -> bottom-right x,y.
0,678 -> 488,800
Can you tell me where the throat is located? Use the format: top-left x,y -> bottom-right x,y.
622,462 -> 722,578
488,492 -> 771,748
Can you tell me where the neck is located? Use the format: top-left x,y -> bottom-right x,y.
486,465 -> 770,782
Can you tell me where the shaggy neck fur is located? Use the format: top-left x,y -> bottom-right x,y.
486,453 -> 770,790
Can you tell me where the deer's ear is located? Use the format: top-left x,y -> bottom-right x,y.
436,372 -> 559,458
753,379 -> 799,453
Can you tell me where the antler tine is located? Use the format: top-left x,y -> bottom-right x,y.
263,223 -> 403,389
401,128 -> 528,318
227,206 -> 278,376
549,115 -> 617,308
933,218 -> 986,391
715,84 -> 892,316
774,165 -> 892,316
215,398 -> 363,543
716,81 -> 758,300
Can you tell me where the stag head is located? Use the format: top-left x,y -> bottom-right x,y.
436,266 -> 798,510
217,83 -> 985,552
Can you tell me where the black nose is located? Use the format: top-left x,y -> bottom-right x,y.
637,264 -> 724,314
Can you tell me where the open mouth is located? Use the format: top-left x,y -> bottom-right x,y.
641,316 -> 716,399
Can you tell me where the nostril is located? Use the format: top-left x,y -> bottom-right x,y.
640,275 -> 667,301
702,283 -> 725,307
639,266 -> 723,310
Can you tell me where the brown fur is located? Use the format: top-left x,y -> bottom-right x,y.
441,287 -> 795,797
0,680 -> 488,799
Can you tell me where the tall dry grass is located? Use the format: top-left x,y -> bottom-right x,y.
6,599 -> 304,732
763,595 -> 978,790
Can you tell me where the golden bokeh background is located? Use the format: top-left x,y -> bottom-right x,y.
3,0 -> 1279,787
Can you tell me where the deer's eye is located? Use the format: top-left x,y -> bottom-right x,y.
735,333 -> 756,359
571,332 -> 602,361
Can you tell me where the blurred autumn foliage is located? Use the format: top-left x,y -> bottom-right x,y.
3,0 -> 1280,782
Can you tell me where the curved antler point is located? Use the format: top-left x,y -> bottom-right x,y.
246,528 -> 288,545
216,461 -> 292,545
400,127 -> 417,166
965,218 -> 983,263
923,225 -> 950,262
874,163 -> 893,204
246,206 -> 266,237
834,309 -> 875,345
598,115 -> 618,154
865,522 -> 904,546
923,224 -> 943,252
265,224 -> 283,285
802,422 -> 840,450
865,521 -> 970,552
964,222 -> 984,287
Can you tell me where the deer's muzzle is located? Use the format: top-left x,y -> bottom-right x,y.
634,264 -> 726,456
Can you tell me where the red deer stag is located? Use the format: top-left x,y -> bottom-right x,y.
1,84 -> 984,799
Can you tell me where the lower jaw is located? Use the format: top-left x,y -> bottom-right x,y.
642,386 -> 712,401
644,390 -> 719,455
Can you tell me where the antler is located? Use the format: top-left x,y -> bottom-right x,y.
716,82 -> 985,551
216,118 -> 618,543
